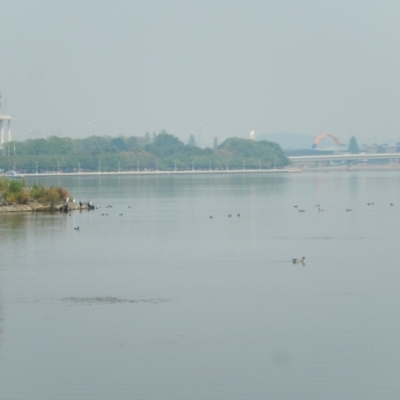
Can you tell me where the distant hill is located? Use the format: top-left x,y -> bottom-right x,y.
257,133 -> 315,150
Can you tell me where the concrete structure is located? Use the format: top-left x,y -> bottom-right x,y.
0,115 -> 12,148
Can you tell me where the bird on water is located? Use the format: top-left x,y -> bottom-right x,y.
292,257 -> 305,264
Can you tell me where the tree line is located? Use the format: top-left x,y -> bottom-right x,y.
0,131 -> 290,173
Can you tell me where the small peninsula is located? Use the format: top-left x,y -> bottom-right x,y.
0,177 -> 86,213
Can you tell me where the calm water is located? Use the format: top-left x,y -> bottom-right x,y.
1,171 -> 400,399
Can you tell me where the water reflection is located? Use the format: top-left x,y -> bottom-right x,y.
0,289 -> 3,352
349,173 -> 360,199
0,213 -> 70,246
25,173 -> 291,199
5,171 -> 399,400
0,214 -> 33,249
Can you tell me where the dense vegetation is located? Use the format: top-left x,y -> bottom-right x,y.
0,131 -> 290,173
348,136 -> 360,154
0,178 -> 70,205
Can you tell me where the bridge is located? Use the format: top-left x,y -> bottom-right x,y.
288,153 -> 400,164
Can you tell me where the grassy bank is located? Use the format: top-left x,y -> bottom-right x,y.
0,178 -> 70,206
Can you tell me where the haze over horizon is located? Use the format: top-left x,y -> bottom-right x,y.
1,1 -> 400,147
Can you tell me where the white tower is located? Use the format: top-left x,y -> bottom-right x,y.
249,130 -> 256,141
0,115 -> 12,146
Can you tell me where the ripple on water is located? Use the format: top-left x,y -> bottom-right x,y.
62,296 -> 170,305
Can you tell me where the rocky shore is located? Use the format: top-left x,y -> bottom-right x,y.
0,201 -> 94,213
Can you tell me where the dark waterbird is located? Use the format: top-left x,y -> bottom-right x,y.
292,257 -> 305,264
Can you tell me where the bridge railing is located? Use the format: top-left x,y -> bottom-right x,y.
288,153 -> 400,163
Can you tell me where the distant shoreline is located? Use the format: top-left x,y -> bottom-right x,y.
10,163 -> 400,179
21,168 -> 302,178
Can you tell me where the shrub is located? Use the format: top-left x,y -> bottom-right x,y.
0,178 -> 9,192
29,184 -> 70,204
35,186 -> 70,205
30,184 -> 47,200
3,179 -> 27,204
5,190 -> 30,204
1,179 -> 71,206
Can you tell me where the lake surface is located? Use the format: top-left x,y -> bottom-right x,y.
1,171 -> 400,399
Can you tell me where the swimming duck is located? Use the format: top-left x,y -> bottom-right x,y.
292,257 -> 305,264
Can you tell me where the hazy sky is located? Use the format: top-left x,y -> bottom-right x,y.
1,0 -> 400,146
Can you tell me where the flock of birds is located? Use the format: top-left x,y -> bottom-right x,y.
291,201 -> 395,263
209,213 -> 240,219
71,204 -> 138,230
70,199 -> 395,266
293,202 -> 394,213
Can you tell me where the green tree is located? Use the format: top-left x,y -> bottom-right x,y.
0,131 -> 290,173
187,134 -> 196,146
218,137 -> 289,167
145,132 -> 185,157
348,136 -> 359,154
112,137 -> 128,152
213,137 -> 219,149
